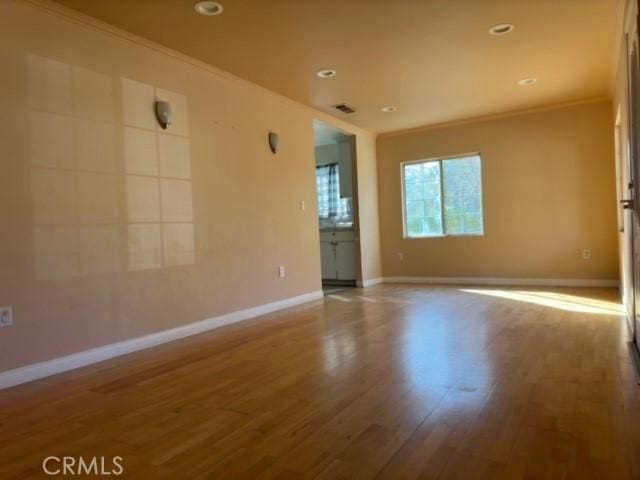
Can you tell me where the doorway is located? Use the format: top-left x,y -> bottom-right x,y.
313,120 -> 361,292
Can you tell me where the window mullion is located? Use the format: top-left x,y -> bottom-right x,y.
439,159 -> 445,235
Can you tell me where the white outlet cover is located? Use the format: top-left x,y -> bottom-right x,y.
279,266 -> 286,278
0,306 -> 12,327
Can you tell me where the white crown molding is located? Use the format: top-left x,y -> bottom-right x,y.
0,290 -> 323,391
378,97 -> 610,139
21,0 -> 374,139
382,277 -> 619,287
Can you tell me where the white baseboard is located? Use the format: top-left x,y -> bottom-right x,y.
0,290 -> 324,391
356,277 -> 383,288
382,276 -> 619,287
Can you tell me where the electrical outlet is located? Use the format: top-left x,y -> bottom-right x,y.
279,265 -> 286,278
397,252 -> 404,261
582,249 -> 592,260
0,306 -> 12,327
299,201 -> 305,211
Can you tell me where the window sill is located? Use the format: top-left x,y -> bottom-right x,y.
403,233 -> 484,239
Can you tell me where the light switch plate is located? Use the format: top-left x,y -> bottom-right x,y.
0,306 -> 12,327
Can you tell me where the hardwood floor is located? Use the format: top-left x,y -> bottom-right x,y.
1,284 -> 639,479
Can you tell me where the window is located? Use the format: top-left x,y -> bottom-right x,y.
402,154 -> 483,237
316,163 -> 352,226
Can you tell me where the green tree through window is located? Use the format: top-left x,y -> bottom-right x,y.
403,155 -> 483,237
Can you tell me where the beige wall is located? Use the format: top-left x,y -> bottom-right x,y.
355,135 -> 382,282
377,100 -> 619,281
0,0 -> 380,372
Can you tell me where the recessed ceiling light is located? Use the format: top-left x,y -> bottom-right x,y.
517,78 -> 537,86
381,106 -> 397,113
194,1 -> 224,16
317,69 -> 336,78
489,23 -> 515,35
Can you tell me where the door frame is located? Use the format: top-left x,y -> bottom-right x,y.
624,0 -> 640,351
617,106 -> 636,335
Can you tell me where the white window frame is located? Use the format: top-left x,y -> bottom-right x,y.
401,152 -> 485,239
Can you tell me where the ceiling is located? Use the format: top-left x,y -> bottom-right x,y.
52,0 -> 622,133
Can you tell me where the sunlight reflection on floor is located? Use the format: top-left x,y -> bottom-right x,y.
326,294 -> 411,304
461,289 -> 624,315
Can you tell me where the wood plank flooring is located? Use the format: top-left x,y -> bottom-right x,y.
0,284 -> 639,479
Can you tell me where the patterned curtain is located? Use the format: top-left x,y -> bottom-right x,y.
316,163 -> 341,218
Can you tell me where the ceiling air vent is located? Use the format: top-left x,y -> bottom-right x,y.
333,103 -> 356,114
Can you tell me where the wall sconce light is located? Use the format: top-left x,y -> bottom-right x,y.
268,132 -> 279,154
155,100 -> 172,129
